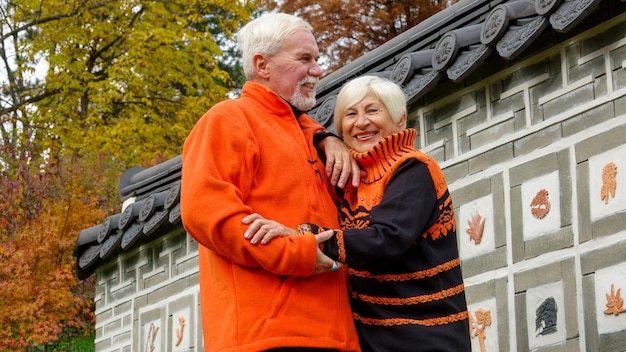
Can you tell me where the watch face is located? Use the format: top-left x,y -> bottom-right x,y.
298,224 -> 312,233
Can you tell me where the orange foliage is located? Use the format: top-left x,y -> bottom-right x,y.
262,0 -> 454,74
0,152 -> 120,349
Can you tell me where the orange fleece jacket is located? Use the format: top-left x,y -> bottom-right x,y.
181,81 -> 360,352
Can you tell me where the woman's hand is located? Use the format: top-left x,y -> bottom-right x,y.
313,230 -> 344,275
242,213 -> 298,244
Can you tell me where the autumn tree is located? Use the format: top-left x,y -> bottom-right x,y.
261,0 -> 455,73
0,152 -> 117,350
2,0 -> 257,166
1,0 -> 257,348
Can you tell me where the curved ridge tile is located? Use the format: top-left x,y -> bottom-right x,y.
496,16 -> 549,60
432,24 -> 483,72
120,222 -> 145,251
169,203 -> 181,224
98,213 -> 122,244
536,0 -> 563,15
391,50 -> 435,86
315,95 -> 337,127
447,44 -> 493,82
138,191 -> 168,222
143,209 -> 170,237
550,0 -> 601,32
404,70 -> 442,105
164,180 -> 181,210
481,0 -> 539,45
77,245 -> 101,279
100,230 -> 122,260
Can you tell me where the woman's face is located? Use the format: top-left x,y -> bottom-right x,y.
341,92 -> 405,152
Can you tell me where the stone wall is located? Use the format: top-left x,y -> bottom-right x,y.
93,227 -> 203,351
92,11 -> 626,352
426,14 -> 626,352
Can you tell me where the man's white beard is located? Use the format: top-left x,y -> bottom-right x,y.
289,79 -> 317,111
290,91 -> 316,111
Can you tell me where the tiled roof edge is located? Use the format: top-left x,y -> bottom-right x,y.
73,0 -> 624,279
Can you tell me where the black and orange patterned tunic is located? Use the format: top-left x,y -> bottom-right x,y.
311,129 -> 471,351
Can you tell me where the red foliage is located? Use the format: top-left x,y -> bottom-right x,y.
0,152 -> 120,349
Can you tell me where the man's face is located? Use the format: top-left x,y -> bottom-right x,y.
265,31 -> 323,111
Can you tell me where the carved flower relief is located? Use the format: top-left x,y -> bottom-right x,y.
601,162 -> 618,205
604,283 -> 626,316
469,308 -> 492,352
466,210 -> 485,244
145,322 -> 159,352
530,189 -> 550,219
175,316 -> 185,346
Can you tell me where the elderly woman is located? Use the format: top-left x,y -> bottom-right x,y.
245,75 -> 471,351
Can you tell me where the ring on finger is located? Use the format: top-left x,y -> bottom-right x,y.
335,160 -> 342,164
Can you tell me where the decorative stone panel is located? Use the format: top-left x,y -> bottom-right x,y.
509,151 -> 572,262
581,239 -> 626,351
575,124 -> 626,241
525,281 -> 566,350
451,174 -> 507,278
464,278 -> 510,352
514,259 -> 579,351
94,228 -> 202,351
468,298 -> 500,352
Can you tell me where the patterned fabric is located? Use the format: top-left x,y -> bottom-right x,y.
317,129 -> 471,351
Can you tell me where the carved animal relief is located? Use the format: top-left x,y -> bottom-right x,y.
604,283 -> 626,316
175,316 -> 185,346
601,162 -> 618,204
466,210 -> 485,244
469,308 -> 492,352
535,297 -> 558,336
530,189 -> 550,219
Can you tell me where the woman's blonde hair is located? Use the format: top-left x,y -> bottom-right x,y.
333,75 -> 407,134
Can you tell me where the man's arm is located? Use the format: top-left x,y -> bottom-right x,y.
242,213 -> 341,275
316,135 -> 361,188
180,105 -> 318,277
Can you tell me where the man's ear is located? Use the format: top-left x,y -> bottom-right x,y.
253,53 -> 270,79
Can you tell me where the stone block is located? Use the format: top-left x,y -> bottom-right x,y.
468,143 -> 514,175
574,124 -> 626,163
514,259 -> 578,350
513,123 -> 562,158
442,160 -> 468,185
471,118 -> 516,150
543,84 -> 595,122
562,103 -> 614,138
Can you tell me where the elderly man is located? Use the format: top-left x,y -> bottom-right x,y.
181,13 -> 361,352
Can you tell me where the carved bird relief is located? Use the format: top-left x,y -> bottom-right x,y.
466,210 -> 485,244
601,162 -> 618,204
530,189 -> 550,219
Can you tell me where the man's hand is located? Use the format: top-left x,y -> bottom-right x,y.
243,213 -> 298,244
317,136 -> 360,188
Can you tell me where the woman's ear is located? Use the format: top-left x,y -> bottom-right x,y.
253,53 -> 270,79
397,112 -> 407,129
